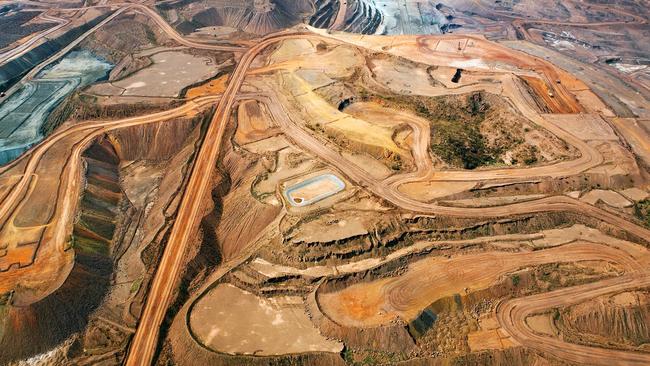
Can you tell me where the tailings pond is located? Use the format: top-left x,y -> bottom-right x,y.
0,50 -> 112,165
284,173 -> 345,207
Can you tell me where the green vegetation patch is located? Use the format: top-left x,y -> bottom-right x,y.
71,235 -> 110,257
634,199 -> 650,228
416,92 -> 495,169
361,91 -> 533,170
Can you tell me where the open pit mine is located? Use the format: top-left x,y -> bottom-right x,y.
0,0 -> 649,365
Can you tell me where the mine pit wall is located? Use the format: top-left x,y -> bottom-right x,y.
555,289 -> 650,350
309,0 -> 339,28
0,138 -> 123,365
43,93 -> 184,137
278,210 -> 649,272
0,112 -> 210,364
109,117 -> 201,161
339,0 -> 384,34
436,168 -> 646,203
300,210 -> 650,361
0,12 -> 110,92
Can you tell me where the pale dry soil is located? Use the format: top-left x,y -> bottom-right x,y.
189,283 -> 342,355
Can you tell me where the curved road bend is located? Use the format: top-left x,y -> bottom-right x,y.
262,90 -> 650,240
1,4 -> 245,100
124,31 -> 344,366
0,13 -> 69,65
497,273 -> 650,366
0,95 -> 221,225
126,28 -> 650,365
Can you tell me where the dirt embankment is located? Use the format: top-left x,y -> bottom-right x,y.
159,113 -> 282,365
556,290 -> 650,351
0,138 -> 122,364
79,12 -> 175,75
109,116 -> 200,161
260,205 -> 644,272
0,110 -> 211,365
43,93 -> 184,136
67,111 -> 210,365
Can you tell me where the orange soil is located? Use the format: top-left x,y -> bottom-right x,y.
318,242 -> 641,328
184,74 -> 228,99
520,75 -> 581,114
413,35 -> 585,114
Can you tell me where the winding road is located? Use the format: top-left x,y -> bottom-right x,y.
0,12 -> 68,66
1,2 -> 649,365
497,273 -> 650,366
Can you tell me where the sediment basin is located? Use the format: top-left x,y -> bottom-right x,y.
284,173 -> 345,206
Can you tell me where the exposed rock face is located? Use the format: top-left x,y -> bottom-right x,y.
309,0 -> 339,28
336,0 -> 383,34
159,0 -> 383,35
308,0 -> 384,34
108,117 -> 200,161
0,112 -> 208,364
161,0 -> 314,35
557,290 -> 650,350
0,139 -> 122,364
80,12 -> 173,66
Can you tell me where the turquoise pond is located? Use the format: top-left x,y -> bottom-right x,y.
0,50 -> 113,165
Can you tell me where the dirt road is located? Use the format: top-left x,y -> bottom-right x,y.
319,242 -> 646,327
497,273 -> 650,366
1,3 -> 244,100
1,8 -> 647,364
260,90 -> 650,241
0,13 -> 69,66
330,0 -> 348,30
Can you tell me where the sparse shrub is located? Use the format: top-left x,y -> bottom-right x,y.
511,274 -> 520,286
634,199 -> 650,228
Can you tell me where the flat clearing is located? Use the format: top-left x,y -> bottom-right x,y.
189,283 -> 342,355
545,114 -> 618,141
526,313 -> 558,337
91,51 -> 222,97
580,190 -> 632,208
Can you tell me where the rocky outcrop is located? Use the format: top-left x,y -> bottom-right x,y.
309,0 -> 339,29
163,0 -> 314,35
337,0 -> 383,34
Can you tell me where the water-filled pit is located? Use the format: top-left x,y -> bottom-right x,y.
284,173 -> 345,207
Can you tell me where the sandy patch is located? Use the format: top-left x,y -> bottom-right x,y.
398,181 -> 477,201
526,312 -> 558,337
580,190 -> 632,208
190,283 -> 342,355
